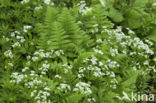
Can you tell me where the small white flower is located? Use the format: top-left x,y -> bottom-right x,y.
96,39 -> 102,43
91,55 -> 97,65
20,38 -> 25,43
44,87 -> 51,91
44,0 -> 51,5
21,0 -> 30,4
99,61 -> 103,66
42,64 -> 50,69
143,60 -> 149,65
11,32 -> 15,37
35,6 -> 43,10
8,63 -> 13,67
23,25 -> 32,32
32,56 -> 39,62
73,82 -> 92,95
133,66 -> 137,71
4,50 -> 13,58
55,74 -> 62,79
12,42 -> 21,48
77,21 -> 82,24
55,51 -> 60,56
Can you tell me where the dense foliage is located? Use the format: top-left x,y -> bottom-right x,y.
0,0 -> 156,103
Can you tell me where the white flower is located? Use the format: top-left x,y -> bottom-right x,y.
93,72 -> 99,77
32,56 -> 39,61
57,83 -> 71,91
88,97 -> 96,102
22,67 -> 29,72
59,50 -> 64,55
20,38 -> 25,43
110,47 -> 118,56
110,72 -> 115,77
127,28 -> 135,34
91,55 -> 97,65
55,74 -> 62,79
4,50 -> 13,58
96,39 -> 103,43
42,64 -> 50,69
73,82 -> 92,95
10,72 -> 25,84
143,60 -> 149,65
77,21 -> 82,24
8,63 -> 13,67
99,61 -> 103,66
133,66 -> 137,71
12,42 -> 21,48
23,25 -> 32,32
44,0 -> 51,5
35,6 -> 43,10
44,87 -> 51,91
11,32 -> 15,37
55,51 -> 60,56
78,1 -> 92,15
93,48 -> 103,55
21,0 -> 30,4
16,36 -> 22,39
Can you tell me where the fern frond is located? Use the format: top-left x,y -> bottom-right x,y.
48,21 -> 72,50
83,4 -> 113,39
58,8 -> 94,49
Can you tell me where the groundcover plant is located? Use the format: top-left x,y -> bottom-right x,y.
0,0 -> 156,103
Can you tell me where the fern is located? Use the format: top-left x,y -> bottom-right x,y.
37,7 -> 72,51
58,8 -> 94,50
82,4 -> 113,39
48,22 -> 72,50
37,6 -> 94,56
37,6 -> 58,50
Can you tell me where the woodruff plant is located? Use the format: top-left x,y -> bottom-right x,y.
0,0 -> 156,103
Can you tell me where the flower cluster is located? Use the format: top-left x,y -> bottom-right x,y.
33,49 -> 64,60
88,97 -> 96,102
35,6 -> 43,11
10,67 -> 52,103
77,1 -> 92,15
57,83 -> 71,92
44,0 -> 54,5
4,50 -> 13,58
10,72 -> 27,84
73,82 -> 92,95
23,25 -> 32,33
38,62 -> 50,76
21,0 -> 30,4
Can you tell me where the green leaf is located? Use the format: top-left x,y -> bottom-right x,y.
147,27 -> 156,42
133,0 -> 148,8
122,9 -> 142,29
66,93 -> 84,103
108,8 -> 124,22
